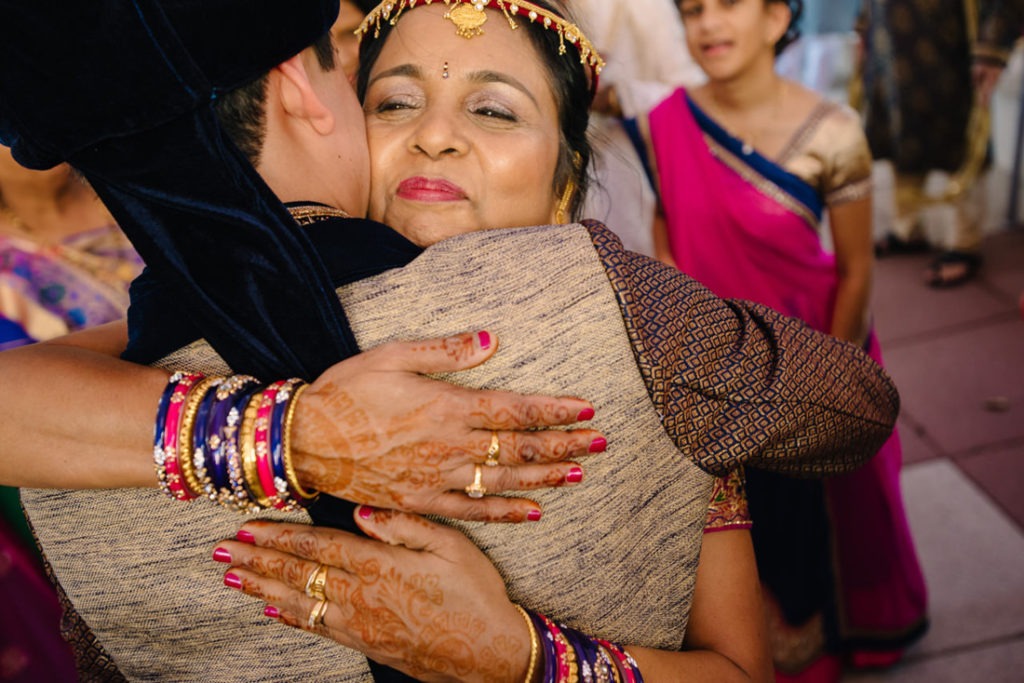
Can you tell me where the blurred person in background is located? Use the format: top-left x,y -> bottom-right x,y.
861,0 -> 1024,287
0,145 -> 141,681
331,0 -> 379,79
576,0 -> 705,256
636,1 -> 928,680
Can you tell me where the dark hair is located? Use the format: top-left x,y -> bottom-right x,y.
356,0 -> 594,221
215,32 -> 337,166
772,0 -> 803,55
352,0 -> 379,14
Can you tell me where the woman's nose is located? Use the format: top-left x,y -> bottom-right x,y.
409,105 -> 467,159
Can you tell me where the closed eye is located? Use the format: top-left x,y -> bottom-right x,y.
471,106 -> 517,122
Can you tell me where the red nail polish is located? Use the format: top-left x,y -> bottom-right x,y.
477,331 -> 492,350
577,407 -> 595,422
224,573 -> 243,589
589,437 -> 607,453
358,505 -> 374,520
236,530 -> 256,544
527,509 -> 542,522
212,547 -> 232,564
565,467 -> 584,484
264,605 -> 281,619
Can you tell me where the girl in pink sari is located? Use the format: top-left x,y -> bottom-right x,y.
634,1 -> 928,681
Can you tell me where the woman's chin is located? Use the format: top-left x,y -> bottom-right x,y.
388,216 -> 483,248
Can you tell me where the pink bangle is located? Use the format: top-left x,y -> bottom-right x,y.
540,614 -> 573,683
597,639 -> 641,683
253,380 -> 286,509
161,373 -> 203,501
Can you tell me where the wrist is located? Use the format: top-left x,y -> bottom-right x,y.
514,604 -> 541,683
151,373 -> 316,511
287,389 -> 331,494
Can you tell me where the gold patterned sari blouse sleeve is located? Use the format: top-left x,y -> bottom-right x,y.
783,102 -> 873,209
704,468 -> 752,533
583,220 -> 899,477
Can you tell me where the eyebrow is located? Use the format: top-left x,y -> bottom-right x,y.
367,64 -> 541,109
366,63 -> 423,88
466,70 -> 539,108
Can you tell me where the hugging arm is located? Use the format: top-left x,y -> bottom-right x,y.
585,221 -> 899,477
218,512 -> 772,683
0,320 -> 161,489
0,323 -> 601,522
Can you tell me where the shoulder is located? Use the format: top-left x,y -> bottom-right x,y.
648,85 -> 688,121
783,90 -> 872,204
817,100 -> 867,139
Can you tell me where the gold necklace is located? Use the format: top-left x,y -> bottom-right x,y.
287,204 -> 352,226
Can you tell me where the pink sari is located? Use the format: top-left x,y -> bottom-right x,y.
0,516 -> 77,681
646,88 -> 927,673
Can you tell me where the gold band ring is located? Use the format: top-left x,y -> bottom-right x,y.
484,431 -> 500,467
465,464 -> 487,499
304,563 -> 328,600
307,597 -> 329,629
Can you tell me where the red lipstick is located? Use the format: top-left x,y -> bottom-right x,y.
396,177 -> 467,202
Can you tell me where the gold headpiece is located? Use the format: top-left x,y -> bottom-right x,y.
356,0 -> 605,84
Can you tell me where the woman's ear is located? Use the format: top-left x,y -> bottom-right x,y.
764,2 -> 792,49
272,53 -> 336,136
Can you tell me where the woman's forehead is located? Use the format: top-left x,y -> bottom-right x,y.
373,4 -> 544,73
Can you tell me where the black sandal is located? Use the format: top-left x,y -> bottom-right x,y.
924,251 -> 981,288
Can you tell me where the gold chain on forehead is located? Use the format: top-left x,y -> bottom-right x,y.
356,0 -> 605,79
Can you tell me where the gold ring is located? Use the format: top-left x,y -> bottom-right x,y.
464,464 -> 486,499
307,597 -> 329,629
484,431 -> 500,467
304,563 -> 328,600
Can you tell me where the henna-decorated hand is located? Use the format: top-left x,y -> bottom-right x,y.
291,330 -> 605,523
216,513 -> 531,683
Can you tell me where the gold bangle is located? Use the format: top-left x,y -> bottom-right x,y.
176,376 -> 222,498
514,605 -> 539,683
238,390 -> 271,508
282,383 -> 318,501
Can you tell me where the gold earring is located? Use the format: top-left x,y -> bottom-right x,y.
555,152 -> 583,224
555,177 -> 576,224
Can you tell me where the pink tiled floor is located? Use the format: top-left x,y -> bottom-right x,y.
957,441 -> 1024,528
843,225 -> 1024,683
874,228 -> 1024,520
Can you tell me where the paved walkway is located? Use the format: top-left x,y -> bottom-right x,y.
843,226 -> 1024,682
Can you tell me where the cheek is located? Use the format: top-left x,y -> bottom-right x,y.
484,138 -> 559,223
366,128 -> 393,191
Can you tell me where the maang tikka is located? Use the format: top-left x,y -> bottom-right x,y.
357,0 -> 605,87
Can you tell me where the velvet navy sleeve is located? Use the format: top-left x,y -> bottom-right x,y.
123,215 -> 421,367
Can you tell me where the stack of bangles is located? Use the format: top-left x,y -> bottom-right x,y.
153,372 -> 318,512
515,605 -> 645,683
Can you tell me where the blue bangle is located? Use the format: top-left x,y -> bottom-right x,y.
190,378 -> 221,498
268,381 -> 297,488
230,383 -> 265,511
205,376 -> 258,497
153,373 -> 180,455
525,609 -> 558,683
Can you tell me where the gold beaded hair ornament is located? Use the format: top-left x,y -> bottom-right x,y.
356,0 -> 606,90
